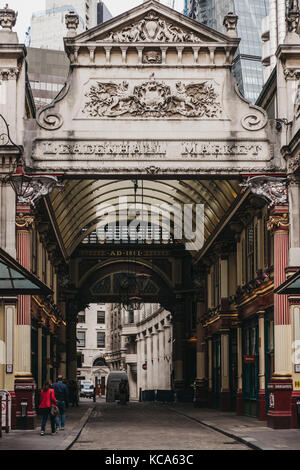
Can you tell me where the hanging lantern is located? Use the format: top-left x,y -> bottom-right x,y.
7,158 -> 63,207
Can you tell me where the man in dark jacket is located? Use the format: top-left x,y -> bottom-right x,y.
52,375 -> 69,431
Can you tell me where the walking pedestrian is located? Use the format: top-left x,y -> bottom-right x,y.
52,375 -> 69,431
39,381 -> 58,436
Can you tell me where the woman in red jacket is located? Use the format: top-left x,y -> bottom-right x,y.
39,381 -> 58,435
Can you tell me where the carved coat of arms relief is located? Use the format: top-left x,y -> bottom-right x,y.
101,12 -> 202,43
83,77 -> 222,119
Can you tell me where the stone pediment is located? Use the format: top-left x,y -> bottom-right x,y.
69,0 -> 237,46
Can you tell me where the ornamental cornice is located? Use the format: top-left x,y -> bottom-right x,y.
267,213 -> 289,232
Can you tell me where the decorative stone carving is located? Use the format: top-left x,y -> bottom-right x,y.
102,12 -> 202,43
83,77 -> 221,118
145,166 -> 160,174
241,112 -> 268,130
267,213 -> 289,231
283,65 -> 300,80
0,67 -> 19,81
0,4 -> 17,31
37,81 -> 70,130
240,176 -> 288,208
223,12 -> 238,38
288,153 -> 300,172
142,50 -> 162,64
286,1 -> 300,33
65,10 -> 79,37
235,85 -> 268,130
15,213 -> 35,229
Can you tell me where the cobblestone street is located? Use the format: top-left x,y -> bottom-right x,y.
70,402 -> 250,450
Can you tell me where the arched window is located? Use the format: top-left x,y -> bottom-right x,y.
93,357 -> 106,367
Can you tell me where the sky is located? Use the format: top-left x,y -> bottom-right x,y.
3,0 -> 185,42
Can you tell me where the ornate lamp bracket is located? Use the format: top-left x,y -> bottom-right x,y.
240,176 -> 288,209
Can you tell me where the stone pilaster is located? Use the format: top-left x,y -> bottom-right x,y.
145,333 -> 152,390
173,302 -> 184,389
236,325 -> 243,415
14,205 -> 36,429
220,330 -> 230,411
157,327 -> 165,390
152,329 -> 158,390
267,207 -> 293,428
207,336 -> 213,407
163,321 -> 172,390
136,334 -> 142,399
258,311 -> 266,421
194,301 -> 208,406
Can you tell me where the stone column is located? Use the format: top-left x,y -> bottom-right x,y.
46,326 -> 51,383
145,333 -> 152,390
158,326 -> 165,390
14,206 -> 36,429
236,325 -> 243,415
58,301 -> 67,378
207,336 -> 213,407
152,329 -> 159,391
258,311 -> 266,421
37,322 -> 43,390
267,208 -> 293,429
140,333 -> 147,392
136,334 -> 142,399
164,320 -> 172,390
220,330 -> 230,411
66,300 -> 78,382
194,301 -> 208,406
173,301 -> 184,389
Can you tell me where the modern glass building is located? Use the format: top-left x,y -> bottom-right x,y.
187,0 -> 269,102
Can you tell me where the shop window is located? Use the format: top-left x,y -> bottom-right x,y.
128,309 -> 134,324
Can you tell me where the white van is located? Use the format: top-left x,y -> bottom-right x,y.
106,371 -> 129,403
80,380 -> 94,398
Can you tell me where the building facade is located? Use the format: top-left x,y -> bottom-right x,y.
261,0 -> 294,84
187,0 -> 269,102
106,303 -> 173,400
76,303 -> 109,385
0,0 -> 300,431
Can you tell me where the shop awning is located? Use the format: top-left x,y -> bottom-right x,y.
274,270 -> 300,295
0,247 -> 53,296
